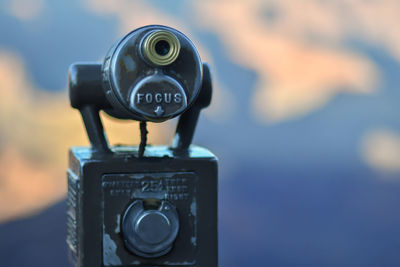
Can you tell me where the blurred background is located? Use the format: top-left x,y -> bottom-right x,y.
0,0 -> 400,266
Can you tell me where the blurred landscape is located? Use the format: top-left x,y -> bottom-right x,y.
0,0 -> 400,266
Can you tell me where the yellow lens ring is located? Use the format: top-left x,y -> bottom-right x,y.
142,30 -> 181,66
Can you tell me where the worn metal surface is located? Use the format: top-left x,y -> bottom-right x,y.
102,25 -> 202,122
67,25 -> 217,266
67,146 -> 218,267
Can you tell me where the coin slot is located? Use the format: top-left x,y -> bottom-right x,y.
143,198 -> 161,210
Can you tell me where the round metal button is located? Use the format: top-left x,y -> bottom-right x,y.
122,200 -> 179,258
135,211 -> 171,245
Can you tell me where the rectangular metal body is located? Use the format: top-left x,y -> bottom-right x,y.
67,145 -> 218,267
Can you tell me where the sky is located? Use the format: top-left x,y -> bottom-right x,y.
0,0 -> 400,266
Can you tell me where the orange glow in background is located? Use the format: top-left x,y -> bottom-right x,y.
0,0 -> 399,224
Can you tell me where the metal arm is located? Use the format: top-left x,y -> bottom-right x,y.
68,63 -> 212,154
172,63 -> 212,151
68,63 -> 111,153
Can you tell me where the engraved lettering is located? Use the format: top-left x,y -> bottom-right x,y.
174,93 -> 182,103
164,93 -> 171,103
136,92 -> 183,105
150,180 -> 159,192
155,93 -> 162,103
141,180 -> 163,192
103,174 -> 193,200
145,93 -> 153,103
137,93 -> 144,104
141,181 -> 149,192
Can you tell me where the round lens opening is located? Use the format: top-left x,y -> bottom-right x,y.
155,40 -> 170,56
142,30 -> 181,66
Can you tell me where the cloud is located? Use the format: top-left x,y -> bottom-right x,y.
361,129 -> 400,174
83,0 -> 235,121
0,50 -> 167,222
194,0 -> 383,122
7,0 -> 44,21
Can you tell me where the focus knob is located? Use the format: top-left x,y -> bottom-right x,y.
129,73 -> 187,120
101,25 -> 203,122
122,200 -> 179,258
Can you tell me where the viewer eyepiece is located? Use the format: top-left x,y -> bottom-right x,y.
142,29 -> 181,66
69,24 -> 206,128
67,25 -> 217,266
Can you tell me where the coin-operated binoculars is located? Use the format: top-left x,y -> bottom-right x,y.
66,25 -> 218,267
